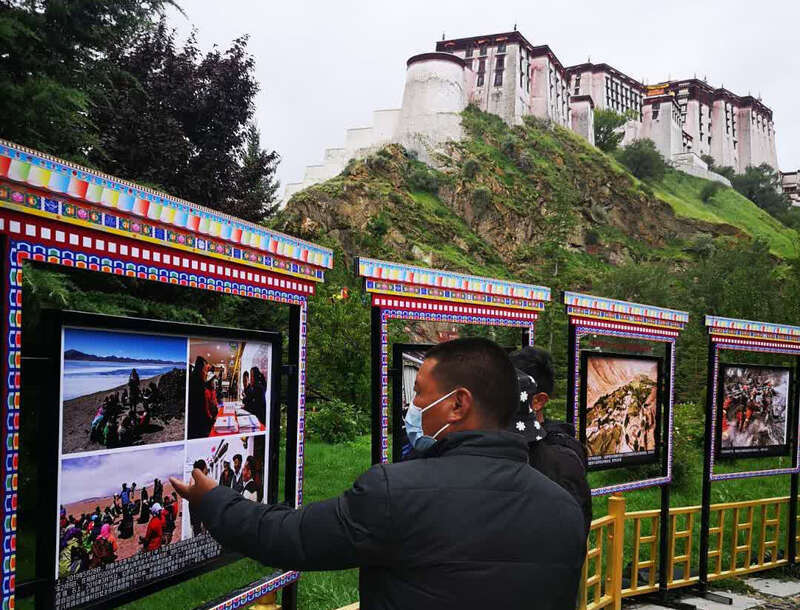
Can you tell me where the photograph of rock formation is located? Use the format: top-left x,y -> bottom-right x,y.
583,355 -> 660,461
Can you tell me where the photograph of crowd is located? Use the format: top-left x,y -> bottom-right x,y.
187,338 -> 271,439
181,434 -> 266,539
582,353 -> 660,466
61,328 -> 187,454
57,445 -> 183,577
718,364 -> 792,457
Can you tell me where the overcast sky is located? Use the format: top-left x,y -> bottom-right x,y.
167,1 -> 800,192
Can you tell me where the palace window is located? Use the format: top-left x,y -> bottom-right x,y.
477,73 -> 485,87
652,103 -> 660,120
479,44 -> 487,56
496,56 -> 504,70
494,70 -> 504,86
465,46 -> 474,58
478,58 -> 486,73
497,42 -> 506,53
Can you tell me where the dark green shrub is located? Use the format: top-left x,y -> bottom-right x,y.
700,154 -> 716,170
366,154 -> 390,172
617,139 -> 666,181
463,157 -> 480,179
306,399 -> 363,444
377,147 -> 393,159
700,181 -> 721,203
341,158 -> 358,176
367,212 -> 390,237
388,190 -> 405,205
472,186 -> 492,209
585,229 -> 601,245
407,167 -> 439,193
640,184 -> 654,198
516,151 -> 533,171
500,135 -> 517,157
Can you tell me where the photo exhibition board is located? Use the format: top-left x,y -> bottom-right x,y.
705,316 -> 800,481
564,291 -> 689,496
579,351 -> 663,470
0,141 -> 330,610
356,256 -> 551,465
51,313 -> 280,609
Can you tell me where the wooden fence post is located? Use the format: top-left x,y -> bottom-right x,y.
608,494 -> 627,610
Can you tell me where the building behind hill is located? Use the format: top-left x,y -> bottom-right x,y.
284,29 -> 778,200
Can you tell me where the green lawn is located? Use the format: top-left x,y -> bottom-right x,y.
653,169 -> 800,259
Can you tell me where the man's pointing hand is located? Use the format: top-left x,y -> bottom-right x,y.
170,469 -> 217,505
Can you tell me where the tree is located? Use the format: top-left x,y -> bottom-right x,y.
616,139 -> 666,181
593,109 -> 626,153
90,23 -> 280,222
235,124 -> 281,221
729,164 -> 790,218
1,3 -> 281,222
0,0 -> 175,159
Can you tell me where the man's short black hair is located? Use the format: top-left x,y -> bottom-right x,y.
509,347 -> 554,396
193,459 -> 207,470
425,337 -> 519,427
233,454 -> 242,462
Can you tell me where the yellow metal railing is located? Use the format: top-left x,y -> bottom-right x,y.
578,495 -> 796,610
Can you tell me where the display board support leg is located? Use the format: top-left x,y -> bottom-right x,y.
370,306 -> 382,465
697,336 -> 717,600
790,356 -> 800,565
565,322 -> 576,426
281,304 -> 302,610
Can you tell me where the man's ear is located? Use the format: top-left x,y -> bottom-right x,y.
531,392 -> 549,413
449,387 -> 473,422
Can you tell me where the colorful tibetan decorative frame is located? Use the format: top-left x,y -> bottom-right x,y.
563,291 -> 689,496
704,315 -> 800,481
699,315 -> 800,587
0,140 -> 333,610
356,256 -> 551,465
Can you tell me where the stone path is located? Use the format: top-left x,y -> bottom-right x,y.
625,576 -> 800,609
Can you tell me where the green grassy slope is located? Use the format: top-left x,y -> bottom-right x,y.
654,170 -> 799,258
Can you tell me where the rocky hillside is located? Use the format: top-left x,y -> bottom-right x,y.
277,106 -> 794,291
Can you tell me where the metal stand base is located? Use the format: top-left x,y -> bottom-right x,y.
638,591 -> 697,609
695,589 -> 733,604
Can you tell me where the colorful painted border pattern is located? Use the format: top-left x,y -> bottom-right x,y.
573,324 -> 677,496
204,570 -> 300,610
365,279 -> 544,311
358,257 -> 551,302
0,184 -> 325,283
372,295 -> 539,322
564,291 -> 689,329
0,140 -> 333,270
3,240 -> 308,609
378,309 -> 535,464
706,315 -> 800,344
708,338 -> 800,481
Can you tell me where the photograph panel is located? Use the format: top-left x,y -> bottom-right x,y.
61,327 -> 187,455
187,338 -> 271,439
582,353 -> 661,468
181,434 -> 267,539
57,444 -> 184,577
718,363 -> 792,458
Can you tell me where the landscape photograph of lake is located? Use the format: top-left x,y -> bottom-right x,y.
61,327 -> 188,454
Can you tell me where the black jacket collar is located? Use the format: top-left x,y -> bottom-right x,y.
422,429 -> 530,463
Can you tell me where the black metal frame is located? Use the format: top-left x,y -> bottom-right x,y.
28,309 -> 296,610
578,351 -> 664,472
697,339 -> 800,602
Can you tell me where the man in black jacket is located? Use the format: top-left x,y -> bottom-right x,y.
171,338 -> 586,609
508,347 -> 593,534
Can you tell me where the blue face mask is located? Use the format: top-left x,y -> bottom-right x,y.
404,389 -> 458,452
